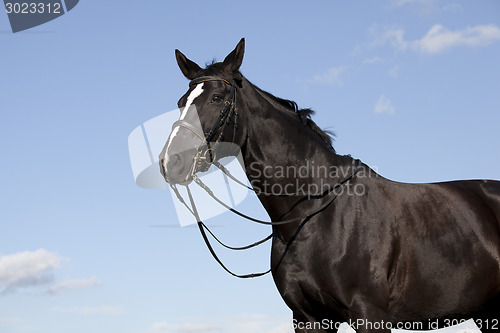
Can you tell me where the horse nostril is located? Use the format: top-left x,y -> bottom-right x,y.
167,153 -> 185,176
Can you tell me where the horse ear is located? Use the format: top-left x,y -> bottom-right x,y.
175,49 -> 202,80
222,38 -> 245,74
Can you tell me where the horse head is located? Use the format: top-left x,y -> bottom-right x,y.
159,39 -> 247,185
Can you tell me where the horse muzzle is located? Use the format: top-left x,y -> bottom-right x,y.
160,147 -> 214,185
160,151 -> 193,185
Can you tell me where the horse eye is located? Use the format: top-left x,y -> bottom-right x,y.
212,95 -> 223,103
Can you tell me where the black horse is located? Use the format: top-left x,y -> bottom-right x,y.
159,39 -> 500,332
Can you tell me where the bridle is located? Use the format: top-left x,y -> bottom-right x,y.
171,76 -> 238,181
168,76 -> 361,278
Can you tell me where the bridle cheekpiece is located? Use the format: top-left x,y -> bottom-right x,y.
170,76 -> 238,181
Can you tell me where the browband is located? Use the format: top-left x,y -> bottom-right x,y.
189,76 -> 232,87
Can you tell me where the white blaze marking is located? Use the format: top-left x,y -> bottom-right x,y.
162,83 -> 204,171
180,83 -> 204,120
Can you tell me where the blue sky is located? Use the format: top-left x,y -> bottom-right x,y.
1,1 -> 499,332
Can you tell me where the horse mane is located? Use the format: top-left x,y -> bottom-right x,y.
261,90 -> 335,149
202,63 -> 335,151
250,84 -> 335,152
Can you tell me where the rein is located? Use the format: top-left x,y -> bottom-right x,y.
171,162 -> 360,278
169,76 -> 362,278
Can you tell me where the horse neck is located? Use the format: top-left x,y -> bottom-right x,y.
237,80 -> 356,239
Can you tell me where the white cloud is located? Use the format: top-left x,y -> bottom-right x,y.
0,249 -> 66,294
0,317 -> 21,324
48,276 -> 102,294
393,0 -> 464,13
391,0 -> 438,15
364,56 -> 384,64
178,323 -> 221,332
393,0 -> 435,6
144,321 -> 221,333
142,315 -> 292,333
369,25 -> 408,50
149,322 -> 170,331
50,305 -> 125,315
0,249 -> 101,295
414,24 -> 500,54
375,95 -> 395,115
389,65 -> 399,77
310,66 -> 347,85
442,3 -> 463,11
369,24 -> 500,55
267,322 -> 293,333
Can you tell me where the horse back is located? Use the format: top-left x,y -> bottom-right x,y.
367,177 -> 500,321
